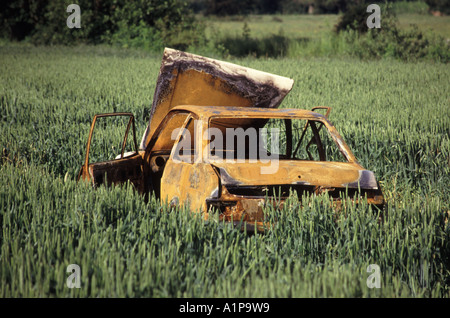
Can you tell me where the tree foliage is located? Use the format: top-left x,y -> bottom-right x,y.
0,0 -> 199,49
190,0 -> 427,15
334,1 -> 373,33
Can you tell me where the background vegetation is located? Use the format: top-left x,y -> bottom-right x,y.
0,0 -> 449,298
0,0 -> 449,61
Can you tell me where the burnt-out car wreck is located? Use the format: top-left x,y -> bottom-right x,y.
78,48 -> 385,231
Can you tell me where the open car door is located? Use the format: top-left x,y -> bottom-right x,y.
78,113 -> 145,193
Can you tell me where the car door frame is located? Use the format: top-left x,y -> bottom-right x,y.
78,112 -> 142,190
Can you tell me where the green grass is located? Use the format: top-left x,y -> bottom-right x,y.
389,0 -> 430,14
202,11 -> 450,39
202,14 -> 340,40
197,9 -> 449,60
0,44 -> 449,297
397,13 -> 450,37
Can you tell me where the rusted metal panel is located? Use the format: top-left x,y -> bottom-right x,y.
212,163 -> 373,189
139,48 -> 294,149
161,161 -> 219,217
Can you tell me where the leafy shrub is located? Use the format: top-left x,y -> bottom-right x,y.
219,25 -> 295,57
334,2 -> 377,34
0,0 -> 48,40
335,2 -> 449,62
0,0 -> 201,49
109,21 -> 164,51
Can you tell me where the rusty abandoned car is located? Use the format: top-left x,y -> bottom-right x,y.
78,48 -> 385,230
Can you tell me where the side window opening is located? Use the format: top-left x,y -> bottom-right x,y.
292,119 -> 347,162
172,117 -> 196,163
87,114 -> 138,164
150,112 -> 191,153
207,117 -> 347,163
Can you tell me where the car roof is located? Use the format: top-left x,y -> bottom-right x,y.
169,105 -> 327,120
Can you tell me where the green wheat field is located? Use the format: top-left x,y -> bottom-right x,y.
1,34 -> 449,297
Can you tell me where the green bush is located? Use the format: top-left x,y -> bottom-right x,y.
105,0 -> 201,50
109,20 -> 164,51
356,23 -> 449,62
219,25 -> 295,57
334,2 -> 380,34
0,0 -> 200,49
0,0 -> 48,40
334,3 -> 449,62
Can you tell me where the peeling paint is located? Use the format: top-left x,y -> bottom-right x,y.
140,48 -> 294,149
